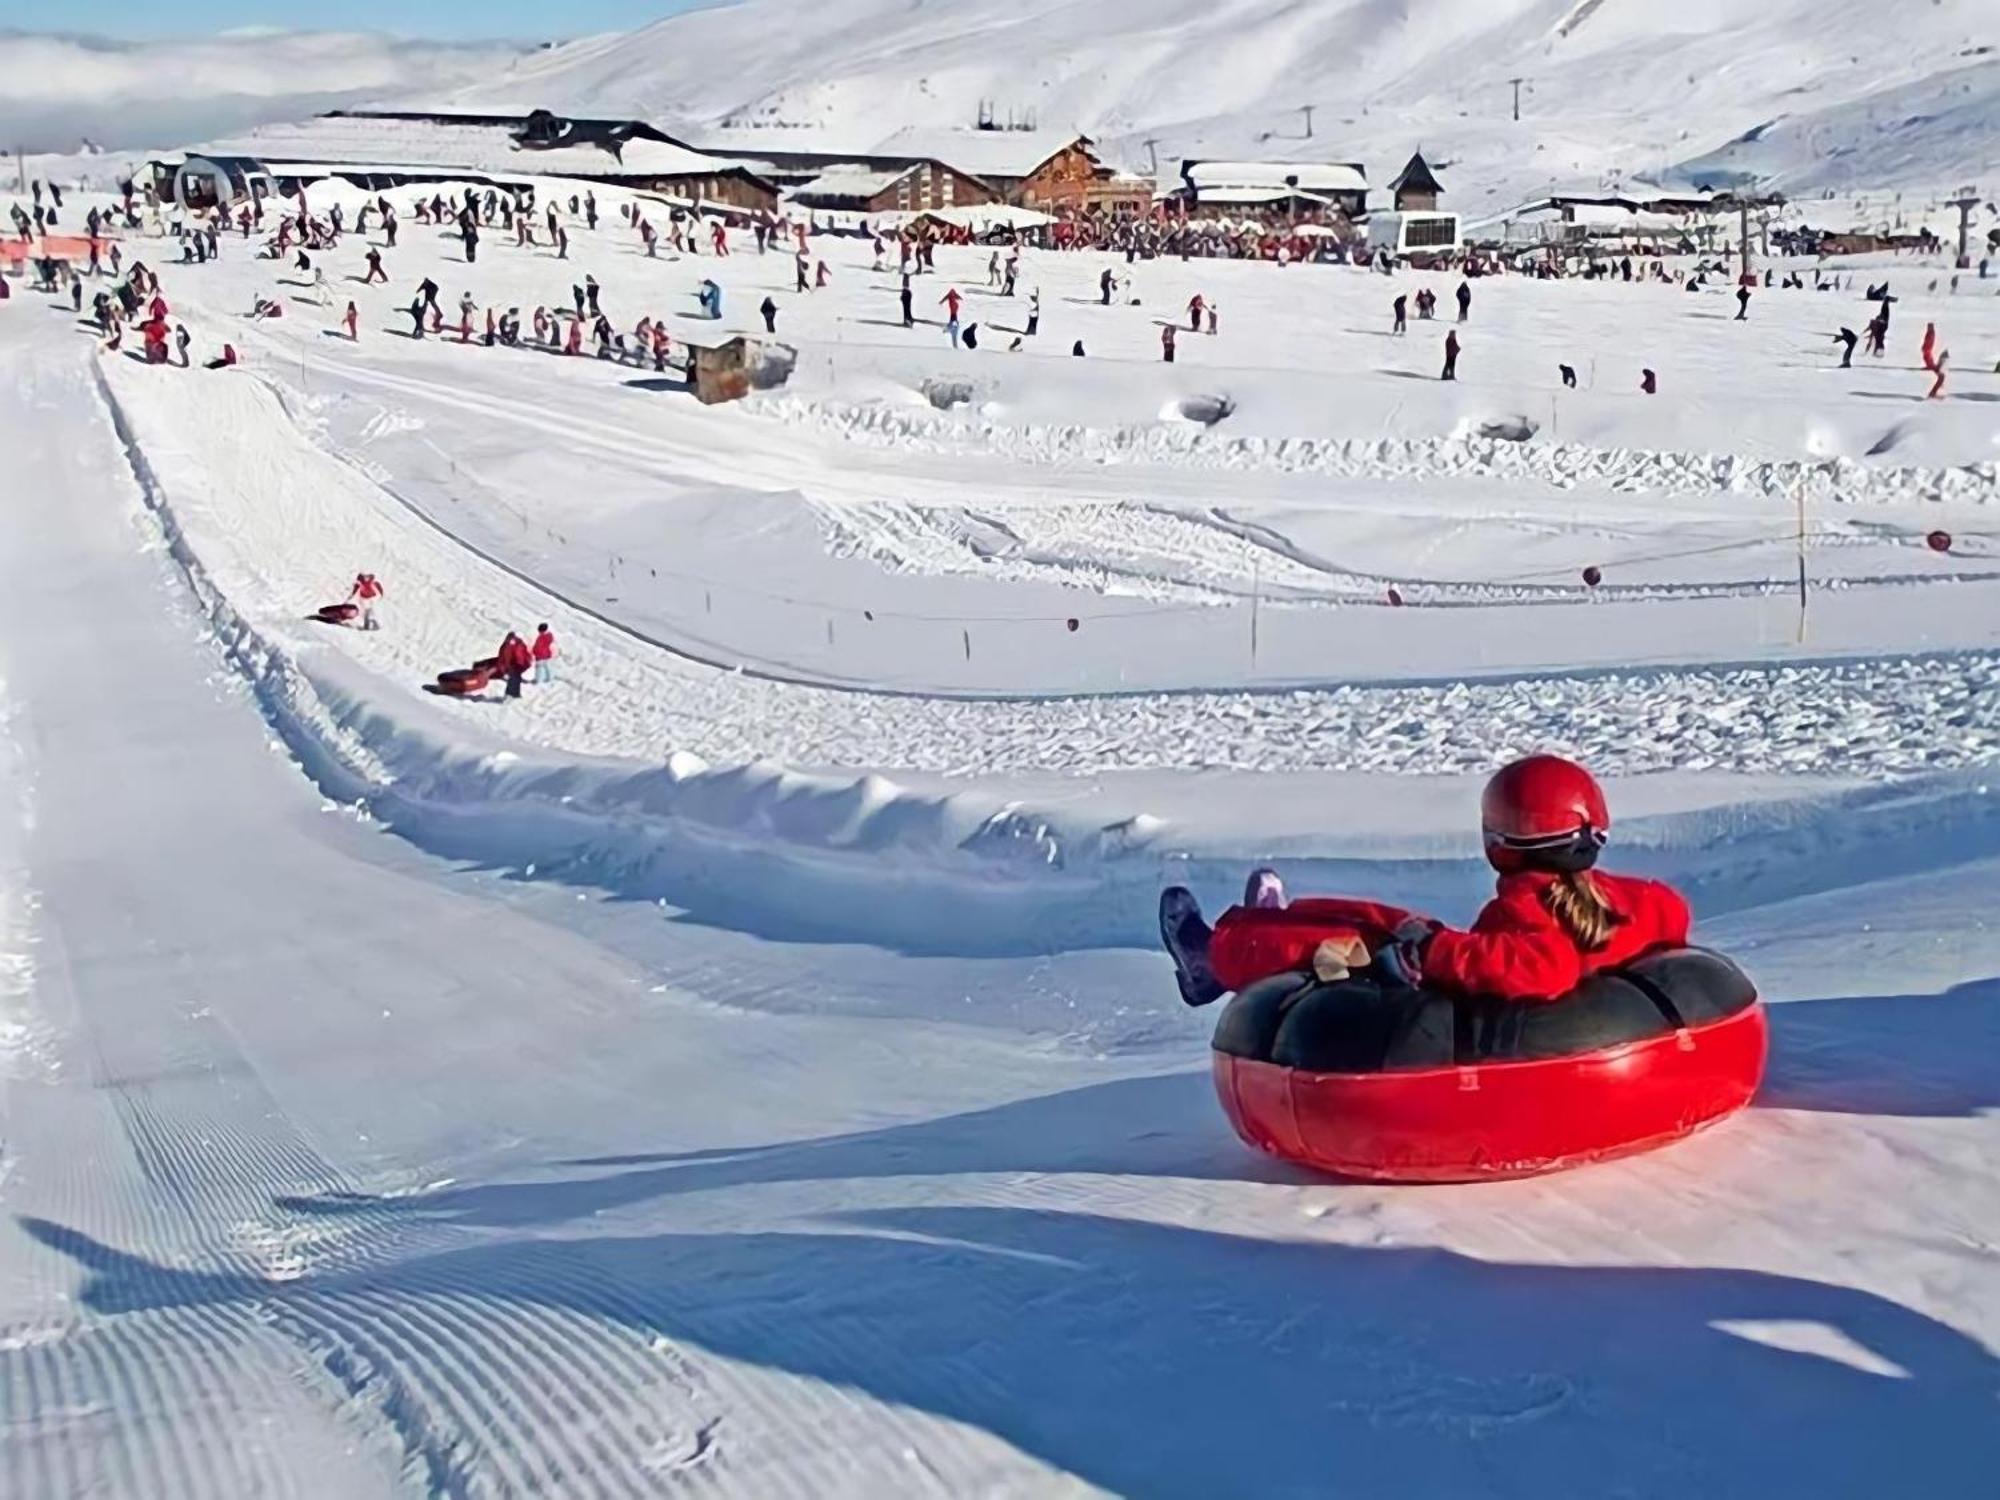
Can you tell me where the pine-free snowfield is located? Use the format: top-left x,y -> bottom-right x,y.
1,182 -> 1998,1497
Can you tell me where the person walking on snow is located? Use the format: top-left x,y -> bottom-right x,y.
1187,294 -> 1205,333
1441,328 -> 1460,381
1863,309 -> 1888,359
1928,349 -> 1949,401
343,301 -> 359,340
1393,294 -> 1408,335
496,631 -> 534,699
531,624 -> 557,684
364,247 -> 387,284
761,296 -> 778,334
1735,284 -> 1751,320
1921,322 -> 1939,373
1834,327 -> 1858,368
1026,288 -> 1041,337
1455,280 -> 1471,322
348,572 -> 384,631
1162,323 -> 1177,363
900,275 -> 915,328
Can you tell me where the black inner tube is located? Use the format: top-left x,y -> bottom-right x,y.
1212,948 -> 1757,1074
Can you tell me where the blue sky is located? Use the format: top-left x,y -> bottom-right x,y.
46,0 -> 711,40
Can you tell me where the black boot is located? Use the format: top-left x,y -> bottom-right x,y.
1160,887 -> 1224,1008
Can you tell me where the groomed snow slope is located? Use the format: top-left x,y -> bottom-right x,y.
435,0 -> 2000,208
6,306 -> 2000,1498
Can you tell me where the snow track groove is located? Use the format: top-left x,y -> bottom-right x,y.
3,334 -> 752,1500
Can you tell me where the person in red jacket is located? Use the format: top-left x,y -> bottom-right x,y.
1160,754 -> 1689,1006
347,571 -> 383,631
495,631 -> 534,699
530,622 -> 557,684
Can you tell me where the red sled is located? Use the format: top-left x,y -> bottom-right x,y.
431,667 -> 492,697
1202,901 -> 1766,1182
313,602 -> 360,625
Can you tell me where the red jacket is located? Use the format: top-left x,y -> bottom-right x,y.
496,635 -> 534,674
1422,871 -> 1690,1001
1208,872 -> 1689,1003
531,630 -> 555,661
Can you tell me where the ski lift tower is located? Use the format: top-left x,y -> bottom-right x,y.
1715,189 -> 1784,279
1949,185 -> 1982,268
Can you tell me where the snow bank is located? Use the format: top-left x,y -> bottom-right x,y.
756,390 -> 2000,509
90,361 -> 1195,958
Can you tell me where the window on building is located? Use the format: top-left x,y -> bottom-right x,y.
1405,216 -> 1459,249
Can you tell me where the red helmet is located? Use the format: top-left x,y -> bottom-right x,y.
1481,754 -> 1609,872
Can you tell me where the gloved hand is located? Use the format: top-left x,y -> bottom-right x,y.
1373,917 -> 1439,989
1374,940 -> 1423,988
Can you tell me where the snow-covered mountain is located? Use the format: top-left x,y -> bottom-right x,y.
429,0 -> 1999,214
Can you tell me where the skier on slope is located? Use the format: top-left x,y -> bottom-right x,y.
1160,755 -> 1693,1007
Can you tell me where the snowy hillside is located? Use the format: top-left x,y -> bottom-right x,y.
434,0 -> 2000,211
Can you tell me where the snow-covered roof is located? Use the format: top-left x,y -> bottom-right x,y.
1184,186 -> 1337,207
1182,160 -> 1367,195
792,165 -> 912,200
879,204 -> 1055,231
867,128 -> 1090,180
198,115 -> 754,183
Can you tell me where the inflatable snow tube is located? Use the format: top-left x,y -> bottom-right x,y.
432,667 -> 492,697
1211,948 -> 1766,1182
314,602 -> 360,625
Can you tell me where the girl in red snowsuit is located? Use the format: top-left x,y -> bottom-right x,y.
1162,755 -> 1690,1006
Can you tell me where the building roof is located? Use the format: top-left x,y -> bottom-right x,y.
1181,159 -> 1367,195
866,127 -> 1092,180
792,165 -> 916,200
197,114 -> 757,184
1181,185 -> 1339,207
1390,151 -> 1444,196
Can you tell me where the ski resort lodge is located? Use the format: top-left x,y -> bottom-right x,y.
162,111 -> 781,213
697,126 -> 1122,214
790,161 -> 999,215
1170,159 -> 1370,222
